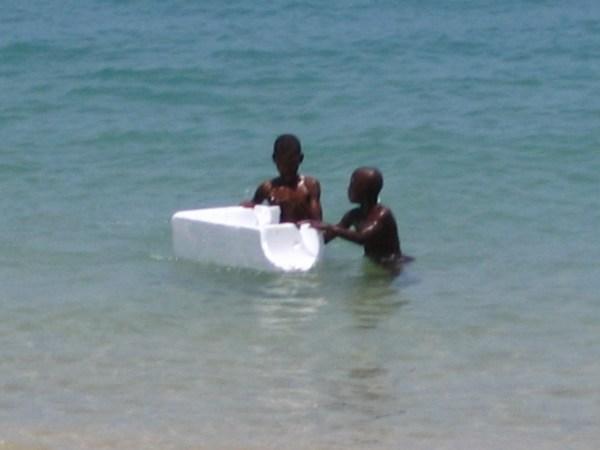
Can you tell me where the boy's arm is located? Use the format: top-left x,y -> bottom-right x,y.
311,209 -> 355,243
328,209 -> 387,245
241,181 -> 270,207
307,178 -> 323,221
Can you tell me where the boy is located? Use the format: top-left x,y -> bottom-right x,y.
311,167 -> 412,270
242,134 -> 322,224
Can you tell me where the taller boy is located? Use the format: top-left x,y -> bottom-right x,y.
242,134 -> 323,223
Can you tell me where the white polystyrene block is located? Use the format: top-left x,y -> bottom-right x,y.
171,205 -> 322,272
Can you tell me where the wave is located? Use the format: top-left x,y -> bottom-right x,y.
0,40 -> 90,63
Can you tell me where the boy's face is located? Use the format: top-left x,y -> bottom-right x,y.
348,171 -> 368,203
273,150 -> 302,178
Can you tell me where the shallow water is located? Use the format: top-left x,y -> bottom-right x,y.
1,1 -> 600,449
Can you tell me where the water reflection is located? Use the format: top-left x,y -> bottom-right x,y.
345,263 -> 411,329
167,257 -> 415,447
319,342 -> 407,448
312,260 -> 413,447
251,271 -> 327,332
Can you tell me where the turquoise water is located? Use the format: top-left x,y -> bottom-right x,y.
2,1 -> 600,448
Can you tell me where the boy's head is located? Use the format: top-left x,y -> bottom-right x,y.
348,167 -> 383,204
272,134 -> 303,177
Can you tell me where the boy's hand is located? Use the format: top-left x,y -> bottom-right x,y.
240,200 -> 255,208
301,220 -> 336,243
302,220 -> 330,231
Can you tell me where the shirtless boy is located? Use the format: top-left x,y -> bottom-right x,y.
311,167 -> 412,270
242,134 -> 322,223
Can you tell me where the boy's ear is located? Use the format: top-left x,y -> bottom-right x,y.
299,153 -> 304,163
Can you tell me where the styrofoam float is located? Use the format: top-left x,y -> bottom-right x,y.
171,205 -> 323,272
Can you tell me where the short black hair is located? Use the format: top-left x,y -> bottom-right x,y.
367,168 -> 383,197
354,167 -> 383,200
273,134 -> 302,157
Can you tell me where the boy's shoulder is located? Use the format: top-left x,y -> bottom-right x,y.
305,177 -> 321,197
255,179 -> 275,196
257,178 -> 272,189
376,203 -> 393,213
300,174 -> 320,187
376,204 -> 399,226
341,206 -> 363,223
375,203 -> 396,217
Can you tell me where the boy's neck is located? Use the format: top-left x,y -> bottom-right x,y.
278,173 -> 300,186
359,200 -> 377,213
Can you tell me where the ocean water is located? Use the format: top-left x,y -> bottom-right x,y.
2,1 -> 600,448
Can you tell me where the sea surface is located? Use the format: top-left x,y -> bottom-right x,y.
2,1 -> 600,449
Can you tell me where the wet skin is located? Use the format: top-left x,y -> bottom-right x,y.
242,148 -> 322,224
312,168 -> 412,269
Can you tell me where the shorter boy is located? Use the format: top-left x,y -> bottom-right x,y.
242,134 -> 322,224
311,167 -> 412,270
